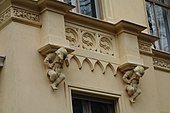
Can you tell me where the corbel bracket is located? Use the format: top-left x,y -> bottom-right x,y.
38,44 -> 74,56
115,62 -> 148,103
115,63 -> 148,75
38,44 -> 74,90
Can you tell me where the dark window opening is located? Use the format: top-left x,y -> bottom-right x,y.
72,93 -> 117,113
145,0 -> 170,52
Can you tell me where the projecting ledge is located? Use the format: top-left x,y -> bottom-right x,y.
114,62 -> 149,76
38,44 -> 74,56
0,56 -> 6,68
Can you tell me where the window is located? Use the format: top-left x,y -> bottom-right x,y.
145,0 -> 170,52
64,0 -> 102,18
72,93 -> 117,113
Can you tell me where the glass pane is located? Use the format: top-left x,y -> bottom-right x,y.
64,0 -> 78,12
79,0 -> 97,18
156,0 -> 170,5
72,98 -> 83,113
155,6 -> 170,51
146,2 -> 158,36
91,102 -> 114,113
64,0 -> 72,5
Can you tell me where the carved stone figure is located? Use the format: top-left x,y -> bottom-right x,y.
122,66 -> 145,103
44,47 -> 68,90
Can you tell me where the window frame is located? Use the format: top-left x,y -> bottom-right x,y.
66,86 -> 123,113
145,0 -> 170,51
64,0 -> 103,19
71,92 -> 117,113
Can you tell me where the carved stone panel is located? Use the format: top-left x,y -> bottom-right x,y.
65,27 -> 78,46
0,6 -> 40,28
99,35 -> 113,55
153,57 -> 170,71
138,40 -> 152,54
81,31 -> 96,51
65,23 -> 115,56
0,8 -> 11,25
12,7 -> 39,22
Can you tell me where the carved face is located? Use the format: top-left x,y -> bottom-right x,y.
133,66 -> 145,77
55,48 -> 68,60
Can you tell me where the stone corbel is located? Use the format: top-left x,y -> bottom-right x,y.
39,44 -> 74,90
115,63 -> 148,103
115,63 -> 148,74
0,55 -> 6,68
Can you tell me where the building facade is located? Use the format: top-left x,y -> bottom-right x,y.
0,0 -> 170,113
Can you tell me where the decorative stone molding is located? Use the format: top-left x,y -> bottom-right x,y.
0,6 -> 41,28
65,23 -> 115,56
0,55 -> 5,68
0,0 -> 75,29
65,13 -> 146,34
138,40 -> 152,54
81,30 -> 96,51
65,27 -> 78,47
39,44 -> 74,90
0,7 -> 11,25
153,49 -> 170,72
99,35 -> 113,55
12,7 -> 39,23
153,57 -> 170,71
138,33 -> 158,55
67,55 -> 116,75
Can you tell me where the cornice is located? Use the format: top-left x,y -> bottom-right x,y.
138,33 -> 159,44
65,12 -> 146,35
114,20 -> 146,35
38,0 -> 75,14
153,49 -> 170,60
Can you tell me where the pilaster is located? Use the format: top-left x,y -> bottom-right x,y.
115,21 -> 146,65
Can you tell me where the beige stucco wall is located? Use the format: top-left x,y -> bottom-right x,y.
0,22 -> 69,113
155,70 -> 170,113
102,0 -> 148,27
0,0 -> 170,113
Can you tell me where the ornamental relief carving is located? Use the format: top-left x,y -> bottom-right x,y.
65,27 -> 78,46
138,40 -> 152,53
0,6 -> 40,27
99,36 -> 113,55
153,57 -> 170,70
0,8 -> 11,25
65,25 -> 114,56
12,7 -> 39,22
68,55 -> 116,75
81,31 -> 96,51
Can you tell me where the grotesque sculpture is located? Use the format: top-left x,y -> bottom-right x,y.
122,66 -> 145,103
44,47 -> 68,90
